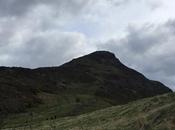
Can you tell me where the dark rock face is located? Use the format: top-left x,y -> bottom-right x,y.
0,51 -> 172,114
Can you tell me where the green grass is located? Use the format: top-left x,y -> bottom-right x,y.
0,92 -> 111,129
1,92 -> 175,130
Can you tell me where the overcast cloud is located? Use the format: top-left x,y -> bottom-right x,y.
0,0 -> 175,90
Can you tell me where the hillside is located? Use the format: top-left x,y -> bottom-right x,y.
1,92 -> 175,130
0,51 -> 172,117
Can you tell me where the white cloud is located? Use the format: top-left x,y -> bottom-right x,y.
0,30 -> 96,67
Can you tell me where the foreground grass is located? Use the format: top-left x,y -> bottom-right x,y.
1,92 -> 175,130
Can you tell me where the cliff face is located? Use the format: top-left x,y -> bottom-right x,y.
0,51 -> 172,114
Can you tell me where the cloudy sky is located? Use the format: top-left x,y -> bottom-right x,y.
0,0 -> 175,90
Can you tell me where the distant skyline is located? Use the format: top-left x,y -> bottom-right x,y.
0,0 -> 175,90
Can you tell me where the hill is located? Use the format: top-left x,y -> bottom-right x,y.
1,92 -> 175,130
0,51 -> 172,117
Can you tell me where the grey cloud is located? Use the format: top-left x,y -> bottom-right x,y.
0,0 -> 92,17
108,0 -> 161,10
107,0 -> 130,6
0,0 -> 37,17
125,25 -> 162,53
165,20 -> 175,34
97,20 -> 175,90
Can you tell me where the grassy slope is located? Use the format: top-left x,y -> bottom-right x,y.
1,92 -> 175,130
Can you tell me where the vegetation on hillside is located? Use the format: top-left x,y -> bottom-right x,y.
0,51 -> 171,115
1,92 -> 175,130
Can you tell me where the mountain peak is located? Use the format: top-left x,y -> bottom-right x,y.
89,51 -> 115,57
76,51 -> 120,65
61,51 -> 120,68
86,51 -> 117,60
